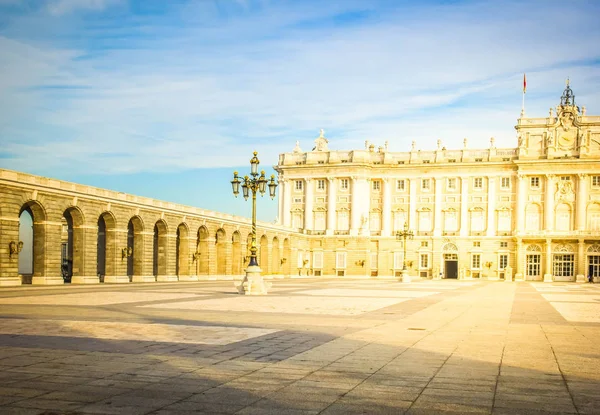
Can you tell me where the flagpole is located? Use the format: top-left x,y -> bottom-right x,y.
521,73 -> 526,117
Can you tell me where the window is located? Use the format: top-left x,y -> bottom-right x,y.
369,212 -> 381,231
295,180 -> 303,191
292,212 -> 303,229
336,252 -> 347,269
472,254 -> 481,269
525,204 -> 541,231
530,177 -> 540,188
593,176 -> 600,187
500,241 -> 508,248
499,254 -> 508,270
475,158 -> 483,162
444,210 -> 457,231
423,160 -> 430,164
555,203 -> 571,231
419,210 -> 432,231
313,251 -> 323,269
370,252 -> 378,269
372,181 -> 381,191
317,179 -> 325,190
340,178 -> 349,190
560,176 -> 570,181
314,211 -> 326,231
337,210 -> 349,231
448,159 -> 456,163
473,241 -> 481,247
589,204 -> 600,231
447,178 -> 456,190
501,177 -> 510,189
474,177 -> 483,189
420,254 -> 429,268
393,252 -> 404,269
527,254 -> 541,278
553,254 -> 574,277
421,241 -> 428,248
470,208 -> 485,232
422,179 -> 430,191
498,209 -> 511,232
397,180 -> 405,191
393,211 -> 406,231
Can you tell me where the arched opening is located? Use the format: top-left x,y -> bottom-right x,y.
176,223 -> 189,277
19,201 -> 47,284
283,238 -> 291,276
18,207 -> 34,283
272,236 -> 280,274
216,229 -> 227,275
232,231 -> 242,275
153,220 -> 168,278
62,207 -> 85,284
127,216 -> 144,279
197,227 -> 209,275
260,234 -> 268,274
97,212 -> 116,281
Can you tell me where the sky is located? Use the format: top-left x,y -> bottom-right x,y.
0,0 -> 599,222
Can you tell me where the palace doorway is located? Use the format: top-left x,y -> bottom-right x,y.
444,253 -> 458,279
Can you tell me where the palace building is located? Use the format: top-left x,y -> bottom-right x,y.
1,83 -> 599,286
275,83 -> 600,281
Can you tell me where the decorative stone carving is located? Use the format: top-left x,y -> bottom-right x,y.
555,179 -> 575,203
313,129 -> 329,152
293,140 -> 302,153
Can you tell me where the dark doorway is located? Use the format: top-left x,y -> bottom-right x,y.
445,260 -> 458,279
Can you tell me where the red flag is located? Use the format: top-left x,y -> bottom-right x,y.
523,73 -> 527,94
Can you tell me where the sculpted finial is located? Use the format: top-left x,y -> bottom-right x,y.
319,128 -> 325,138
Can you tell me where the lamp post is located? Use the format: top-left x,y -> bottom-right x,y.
231,151 -> 277,294
396,222 -> 414,283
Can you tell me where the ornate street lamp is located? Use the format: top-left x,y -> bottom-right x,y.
231,151 -> 277,294
396,222 -> 414,283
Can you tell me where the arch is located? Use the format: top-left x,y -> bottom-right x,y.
232,231 -> 242,275
153,220 -> 168,277
19,201 -> 47,283
272,236 -> 280,274
216,228 -> 227,275
283,238 -> 291,276
525,203 -> 542,232
62,206 -> 85,283
176,223 -> 189,277
196,226 -> 209,275
260,234 -> 269,274
587,244 -> 600,253
97,211 -> 117,280
553,243 -> 574,253
587,202 -> 600,231
127,216 -> 144,278
442,243 -> 458,252
526,244 -> 542,252
554,203 -> 572,231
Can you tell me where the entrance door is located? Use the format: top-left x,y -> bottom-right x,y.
589,255 -> 600,280
526,254 -> 541,281
445,261 -> 458,279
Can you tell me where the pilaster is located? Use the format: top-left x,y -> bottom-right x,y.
304,179 -> 314,231
544,174 -> 555,231
326,177 -> 336,235
576,173 -> 587,231
460,177 -> 469,237
486,177 -> 496,237
382,178 -> 392,237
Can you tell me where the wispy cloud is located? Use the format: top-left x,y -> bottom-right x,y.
0,0 -> 599,176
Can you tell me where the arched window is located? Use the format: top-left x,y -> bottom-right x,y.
525,204 -> 541,231
588,203 -> 600,231
555,203 -> 571,231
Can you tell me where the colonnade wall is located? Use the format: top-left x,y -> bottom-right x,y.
0,169 -> 302,286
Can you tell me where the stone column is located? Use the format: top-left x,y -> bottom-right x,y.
576,173 -> 587,231
544,174 -> 555,231
104,228 -> 130,283
382,178 -> 392,237
283,179 -> 292,227
157,233 -> 178,282
515,238 -> 524,280
326,177 -> 337,235
350,176 -> 361,236
433,177 -> 443,237
278,178 -> 284,225
409,178 -> 417,230
516,174 -> 526,233
544,239 -> 553,282
576,238 -> 586,282
0,216 -> 21,286
178,235 -> 198,281
460,177 -> 469,237
32,220 -> 64,285
207,236 -> 217,276
304,179 -> 314,231
72,225 -> 100,284
132,231 -> 155,282
486,177 -> 496,237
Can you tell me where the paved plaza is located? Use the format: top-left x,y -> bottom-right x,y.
0,279 -> 599,414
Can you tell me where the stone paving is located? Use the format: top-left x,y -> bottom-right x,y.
0,278 -> 599,414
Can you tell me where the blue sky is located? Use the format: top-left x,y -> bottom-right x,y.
0,0 -> 599,222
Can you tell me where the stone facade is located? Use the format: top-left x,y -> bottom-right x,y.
275,84 -> 600,281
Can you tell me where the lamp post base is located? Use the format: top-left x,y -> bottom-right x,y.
237,265 -> 271,295
400,268 -> 411,283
